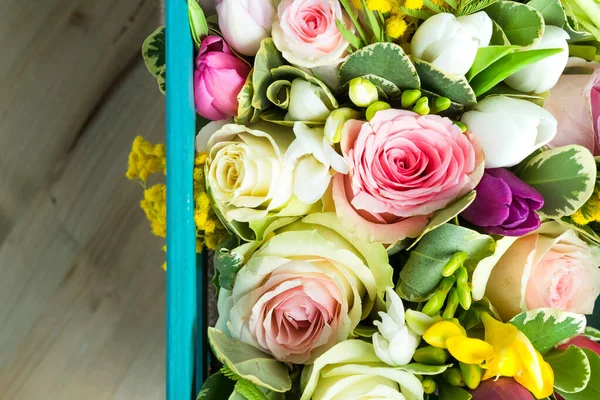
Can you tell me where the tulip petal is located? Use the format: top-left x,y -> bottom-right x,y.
446,336 -> 495,364
461,172 -> 512,227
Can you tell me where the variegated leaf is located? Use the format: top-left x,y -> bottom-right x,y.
142,26 -> 166,94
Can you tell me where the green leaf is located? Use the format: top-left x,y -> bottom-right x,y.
399,363 -> 452,375
438,381 -> 473,400
527,0 -> 567,27
337,74 -> 402,99
353,324 -> 377,338
213,235 -> 244,293
258,108 -> 325,127
252,39 -> 285,110
520,145 -> 597,218
556,349 -> 600,400
509,308 -> 586,354
397,224 -> 495,302
407,191 -> 476,250
235,70 -> 255,125
466,46 -> 519,81
208,328 -> 292,392
457,0 -> 498,16
584,326 -> 600,341
485,1 -> 545,47
412,59 -> 477,107
266,80 -> 292,110
564,15 -> 594,42
142,26 -> 166,94
232,380 -> 269,400
206,175 -> 256,241
469,47 -> 564,96
197,372 -> 236,400
481,83 -> 548,106
557,217 -> 600,245
188,0 -> 209,47
490,20 -> 511,45
336,19 -> 362,50
546,346 -> 591,393
339,43 -> 420,91
420,89 -> 465,118
270,65 -> 338,109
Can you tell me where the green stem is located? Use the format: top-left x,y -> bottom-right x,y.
569,44 -> 597,60
339,0 -> 369,45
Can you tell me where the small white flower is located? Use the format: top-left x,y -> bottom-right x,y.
286,79 -> 336,122
373,288 -> 420,366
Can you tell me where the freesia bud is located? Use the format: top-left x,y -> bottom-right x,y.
324,108 -> 361,144
401,89 -> 421,108
412,97 -> 430,115
286,79 -> 336,122
423,378 -> 437,394
349,77 -> 379,107
461,95 -> 557,168
505,26 -> 569,94
366,101 -> 391,121
405,309 -> 439,336
433,96 -> 452,113
411,12 -> 493,75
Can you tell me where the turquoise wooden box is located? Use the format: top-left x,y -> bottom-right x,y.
163,0 -> 600,399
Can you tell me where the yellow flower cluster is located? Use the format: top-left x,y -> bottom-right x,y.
193,153 -> 228,251
571,184 -> 600,226
126,136 -> 166,182
386,12 -> 408,39
366,0 -> 392,12
140,184 -> 167,237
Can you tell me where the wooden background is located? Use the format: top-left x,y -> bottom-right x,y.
0,0 -> 167,398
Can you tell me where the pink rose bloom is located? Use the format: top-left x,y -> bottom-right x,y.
193,36 -> 251,120
331,109 -> 483,244
544,66 -> 600,155
482,222 -> 600,320
272,0 -> 352,70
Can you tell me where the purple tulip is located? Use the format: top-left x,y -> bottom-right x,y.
194,36 -> 251,120
471,377 -> 535,400
461,168 -> 544,236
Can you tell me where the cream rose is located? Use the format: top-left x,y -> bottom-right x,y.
216,213 -> 393,364
473,221 -> 600,320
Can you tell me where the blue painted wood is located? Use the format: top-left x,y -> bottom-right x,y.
195,252 -> 207,394
165,0 -> 197,398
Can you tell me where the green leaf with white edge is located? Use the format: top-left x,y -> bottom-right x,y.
213,235 -> 244,293
556,349 -> 600,400
188,0 -> 208,47
546,346 -> 591,393
252,38 -> 285,111
527,0 -> 567,27
466,45 -> 519,81
509,308 -> 586,354
258,108 -> 325,127
207,328 -> 291,392
397,224 -> 495,302
337,74 -> 402,99
490,20 -> 511,45
438,381 -> 472,400
270,65 -> 338,108
197,371 -> 236,400
412,58 -> 477,107
520,145 -> 597,218
564,15 -> 593,42
558,216 -> 600,245
142,26 -> 166,94
398,363 -> 452,375
339,42 -> 420,91
407,191 -> 476,250
585,326 -> 600,341
236,70 -> 255,125
485,1 -> 545,47
469,47 -> 564,96
266,80 -> 292,110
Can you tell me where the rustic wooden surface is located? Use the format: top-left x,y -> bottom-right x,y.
0,0 -> 167,398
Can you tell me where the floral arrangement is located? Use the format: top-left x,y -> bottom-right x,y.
129,0 -> 600,398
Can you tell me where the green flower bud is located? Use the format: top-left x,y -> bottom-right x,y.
444,367 -> 464,387
422,276 -> 456,316
454,121 -> 467,132
412,97 -> 430,115
442,288 -> 459,319
442,252 -> 468,277
414,346 -> 449,365
366,101 -> 391,121
457,282 -> 472,310
324,108 -> 362,144
460,362 -> 482,390
349,77 -> 379,107
422,377 -> 437,394
439,276 -> 457,292
433,97 -> 451,113
455,266 -> 469,285
401,89 -> 421,108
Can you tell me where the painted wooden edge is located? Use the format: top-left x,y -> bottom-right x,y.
165,0 -> 197,398
196,252 -> 208,393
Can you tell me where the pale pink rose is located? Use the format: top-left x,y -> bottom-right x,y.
544,66 -> 600,155
331,109 -> 483,244
272,0 -> 352,70
484,222 -> 600,320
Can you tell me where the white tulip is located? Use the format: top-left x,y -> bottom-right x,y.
373,288 -> 420,367
286,79 -> 336,122
505,26 -> 570,94
284,123 -> 348,204
461,96 -> 558,168
411,12 -> 493,76
216,0 -> 276,56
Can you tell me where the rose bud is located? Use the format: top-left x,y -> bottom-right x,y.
461,168 -> 544,236
193,36 -> 251,120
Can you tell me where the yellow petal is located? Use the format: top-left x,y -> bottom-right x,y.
423,320 -> 466,349
481,313 -> 518,351
512,332 -> 544,386
446,336 -> 495,365
515,353 -> 554,399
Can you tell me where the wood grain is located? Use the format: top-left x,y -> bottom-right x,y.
0,0 -> 167,398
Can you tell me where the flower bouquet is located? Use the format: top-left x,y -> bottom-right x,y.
130,0 -> 600,398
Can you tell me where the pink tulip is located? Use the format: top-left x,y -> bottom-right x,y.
193,36 -> 251,120
544,66 -> 600,155
558,335 -> 600,354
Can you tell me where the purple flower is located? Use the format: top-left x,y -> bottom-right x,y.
471,377 -> 534,400
461,168 -> 544,236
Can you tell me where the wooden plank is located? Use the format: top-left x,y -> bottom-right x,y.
165,0 -> 198,398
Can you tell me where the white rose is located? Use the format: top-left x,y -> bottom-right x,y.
461,95 -> 557,168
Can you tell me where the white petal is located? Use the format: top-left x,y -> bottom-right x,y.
323,137 -> 348,174
293,157 -> 331,204
389,330 -> 420,366
385,288 -> 406,325
457,11 -> 493,47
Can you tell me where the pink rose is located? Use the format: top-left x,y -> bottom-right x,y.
483,222 -> 600,320
544,66 -> 600,155
331,109 -> 483,244
193,36 -> 251,120
272,0 -> 352,71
